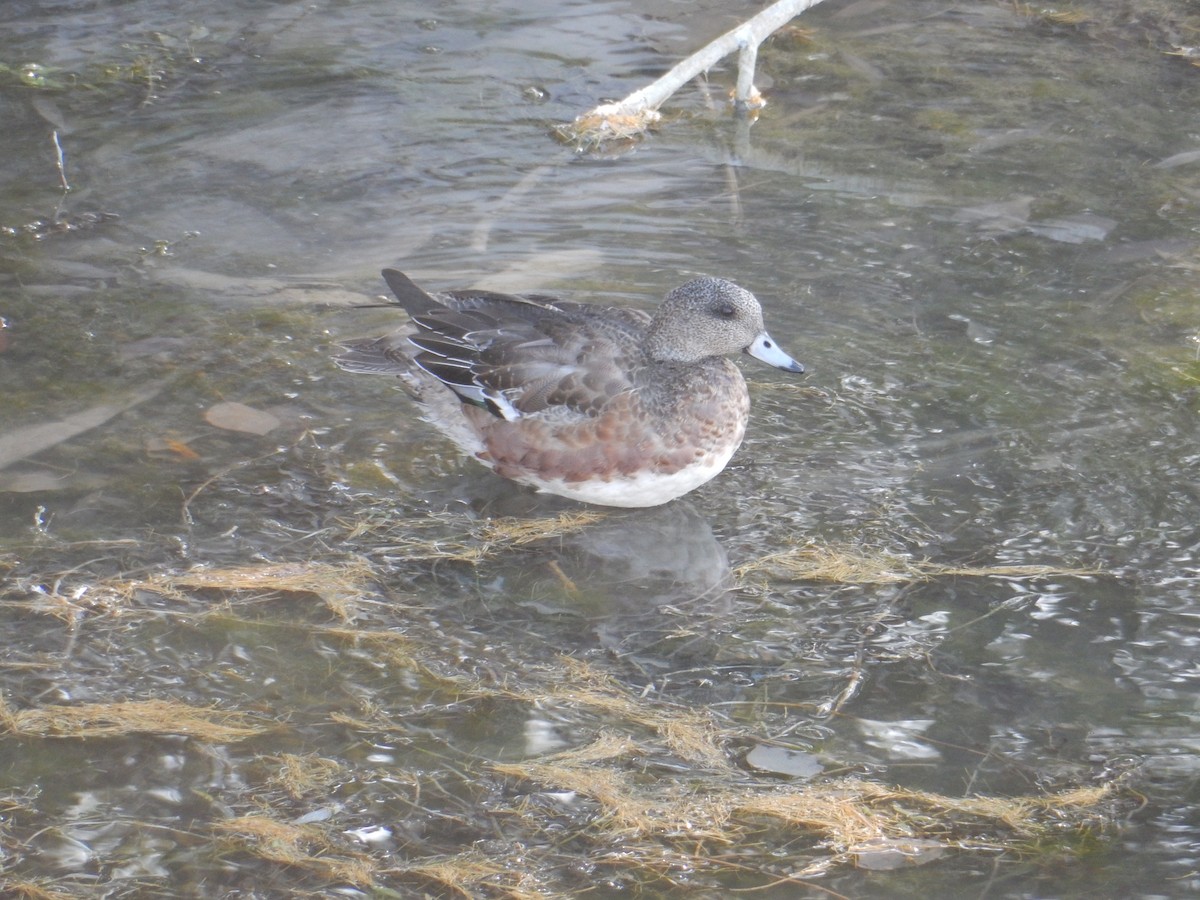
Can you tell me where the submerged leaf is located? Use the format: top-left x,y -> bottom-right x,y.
745,743 -> 824,778
0,387 -> 162,471
204,400 -> 280,435
851,837 -> 947,870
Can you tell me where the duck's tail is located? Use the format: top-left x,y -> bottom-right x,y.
382,268 -> 445,316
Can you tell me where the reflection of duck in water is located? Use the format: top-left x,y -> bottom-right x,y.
337,269 -> 804,507
506,502 -> 738,652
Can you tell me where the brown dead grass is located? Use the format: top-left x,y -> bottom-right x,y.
214,815 -> 376,885
341,509 -> 607,565
2,557 -> 383,626
480,659 -> 1120,884
398,850 -> 546,899
131,558 -> 377,621
2,882 -> 82,900
737,540 -> 1104,585
0,696 -> 269,741
0,536 -> 1128,893
262,753 -> 345,799
493,728 -> 1116,871
478,511 -> 606,546
737,779 -> 1113,845
1013,3 -> 1092,26
554,109 -> 662,148
495,657 -> 730,768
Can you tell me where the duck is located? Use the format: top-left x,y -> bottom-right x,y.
335,268 -> 803,507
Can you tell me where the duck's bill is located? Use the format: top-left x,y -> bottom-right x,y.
746,331 -> 805,373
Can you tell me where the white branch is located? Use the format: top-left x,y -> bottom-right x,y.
564,0 -> 828,144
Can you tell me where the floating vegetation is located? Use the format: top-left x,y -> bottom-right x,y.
259,753 -> 345,800
1013,4 -> 1093,27
214,816 -> 376,886
478,661 -> 1121,888
0,21 -> 236,109
3,881 -> 80,900
0,697 -> 269,741
1111,274 -> 1200,407
0,61 -> 69,90
494,657 -> 730,767
130,558 -> 378,621
0,211 -> 121,241
340,507 -> 608,565
1163,44 -> 1200,68
737,540 -> 1104,585
553,109 -> 662,152
493,724 -> 1116,878
400,851 -> 545,898
0,538 -> 1134,896
1008,0 -> 1200,70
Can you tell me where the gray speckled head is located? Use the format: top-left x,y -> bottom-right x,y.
644,277 -> 802,373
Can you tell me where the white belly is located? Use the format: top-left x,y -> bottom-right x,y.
523,450 -> 736,508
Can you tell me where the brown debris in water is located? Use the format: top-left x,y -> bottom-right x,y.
0,696 -> 269,741
1013,4 -> 1093,27
489,708 -> 1118,882
4,882 -> 81,900
495,656 -> 731,768
400,851 -> 546,898
214,815 -> 376,886
339,508 -> 606,565
554,109 -> 662,150
0,540 -> 1129,893
261,752 -> 345,799
737,540 -> 1104,585
132,558 -> 377,621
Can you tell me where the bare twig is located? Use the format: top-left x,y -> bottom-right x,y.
51,130 -> 69,191
564,0 -> 828,145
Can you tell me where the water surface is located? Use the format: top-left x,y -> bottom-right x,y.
1,0 -> 1199,896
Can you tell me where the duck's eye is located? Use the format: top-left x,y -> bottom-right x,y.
716,303 -> 735,318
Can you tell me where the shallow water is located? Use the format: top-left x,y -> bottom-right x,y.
2,0 -> 1199,896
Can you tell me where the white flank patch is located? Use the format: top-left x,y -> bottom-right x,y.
524,449 -> 736,508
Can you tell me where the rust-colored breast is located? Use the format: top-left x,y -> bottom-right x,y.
469,358 -> 750,487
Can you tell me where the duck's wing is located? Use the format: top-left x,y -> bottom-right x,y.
410,296 -> 652,422
340,270 -> 653,422
337,270 -> 579,382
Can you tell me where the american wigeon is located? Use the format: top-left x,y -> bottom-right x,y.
336,269 -> 803,507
